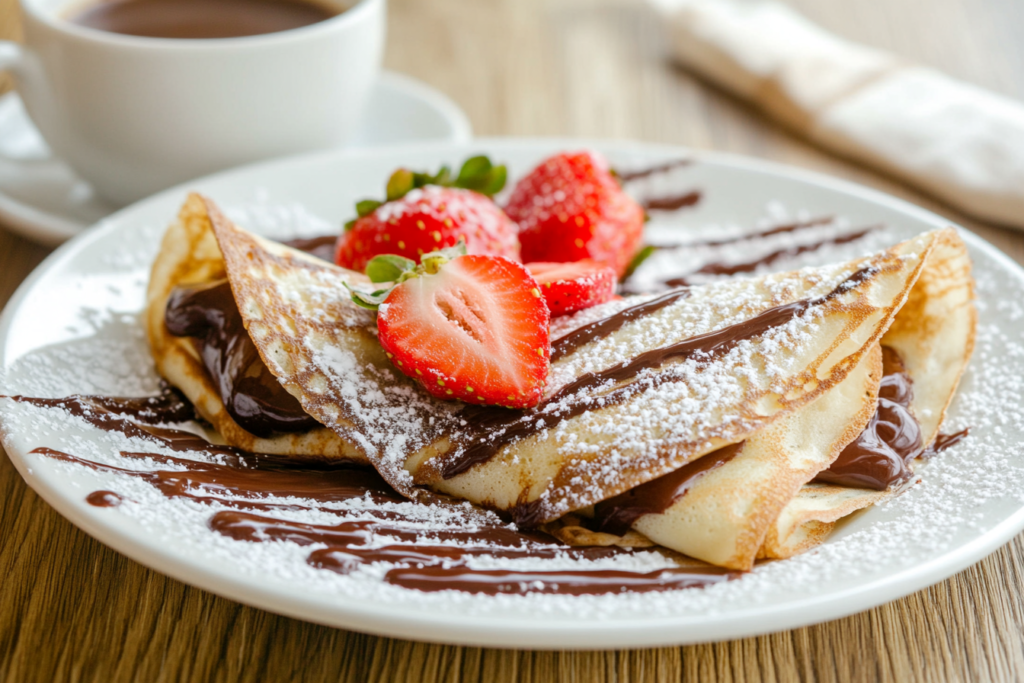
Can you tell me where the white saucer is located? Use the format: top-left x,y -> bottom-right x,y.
0,71 -> 472,246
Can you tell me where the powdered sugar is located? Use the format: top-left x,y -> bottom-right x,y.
1,185 -> 1020,633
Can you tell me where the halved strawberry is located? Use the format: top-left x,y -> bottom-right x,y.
527,260 -> 617,316
335,156 -> 519,273
505,150 -> 645,278
351,245 -> 550,408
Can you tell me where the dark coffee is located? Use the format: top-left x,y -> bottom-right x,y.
69,0 -> 340,40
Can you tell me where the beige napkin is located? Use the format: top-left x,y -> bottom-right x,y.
650,0 -> 1024,229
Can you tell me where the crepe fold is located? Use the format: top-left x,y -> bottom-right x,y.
172,194 -> 972,569
545,228 -> 974,569
146,194 -> 365,461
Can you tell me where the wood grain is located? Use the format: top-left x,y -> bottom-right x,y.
2,0 -> 1024,680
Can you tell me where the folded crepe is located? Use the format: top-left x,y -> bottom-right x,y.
154,194 -> 975,569
145,195 -> 366,461
547,228 -> 975,569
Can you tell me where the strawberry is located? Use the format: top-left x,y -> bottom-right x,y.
527,260 -> 617,316
335,156 -> 519,273
348,244 -> 550,408
504,150 -> 645,278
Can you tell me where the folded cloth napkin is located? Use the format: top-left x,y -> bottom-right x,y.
650,0 -> 1024,229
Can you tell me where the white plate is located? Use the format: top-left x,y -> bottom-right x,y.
0,72 -> 472,246
1,139 -> 1022,649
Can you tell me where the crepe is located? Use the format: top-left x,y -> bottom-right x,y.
548,228 -> 975,570
158,194 -> 973,570
145,194 -> 366,461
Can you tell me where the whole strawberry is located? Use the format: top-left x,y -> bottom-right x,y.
504,150 -> 645,278
348,243 -> 550,409
335,156 -> 520,273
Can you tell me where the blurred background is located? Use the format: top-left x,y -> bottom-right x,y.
4,0 -> 1024,252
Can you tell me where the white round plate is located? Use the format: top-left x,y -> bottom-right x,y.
1,139 -> 1021,649
0,71 -> 472,247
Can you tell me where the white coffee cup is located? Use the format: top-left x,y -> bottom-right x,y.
0,0 -> 385,206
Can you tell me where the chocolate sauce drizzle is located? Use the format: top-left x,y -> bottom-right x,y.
550,289 -> 691,362
615,159 -> 692,182
382,565 -> 730,596
11,391 -> 734,595
644,217 -> 836,252
923,429 -> 970,459
620,219 -> 878,295
86,490 -> 124,508
165,279 -> 318,437
445,267 -> 877,488
641,191 -> 703,212
592,442 -> 745,535
815,347 -> 924,490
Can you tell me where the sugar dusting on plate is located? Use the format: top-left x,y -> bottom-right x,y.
1,195 -> 1022,623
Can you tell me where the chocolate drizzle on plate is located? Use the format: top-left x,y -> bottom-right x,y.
382,565 -> 731,596
922,429 -> 970,459
9,388 -> 735,595
615,159 -> 692,182
644,216 -> 836,252
620,219 -> 878,295
641,191 -> 703,212
664,228 -> 876,287
22,437 -> 732,595
445,267 -> 878,487
86,490 -> 124,508
165,279 -> 319,437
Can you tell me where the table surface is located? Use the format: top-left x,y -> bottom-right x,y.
3,0 -> 1024,680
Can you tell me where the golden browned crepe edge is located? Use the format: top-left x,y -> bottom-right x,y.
881,227 -> 976,445
757,484 -> 894,560
146,193 -> 366,461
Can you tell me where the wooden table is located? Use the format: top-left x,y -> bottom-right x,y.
3,0 -> 1024,680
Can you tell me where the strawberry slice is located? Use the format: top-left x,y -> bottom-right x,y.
361,247 -> 550,408
527,260 -> 617,316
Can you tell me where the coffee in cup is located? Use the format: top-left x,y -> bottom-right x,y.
68,0 -> 342,40
0,0 -> 384,206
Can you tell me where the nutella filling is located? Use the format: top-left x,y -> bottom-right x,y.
281,235 -> 337,262
815,347 -> 923,490
591,442 -> 745,536
165,279 -> 318,437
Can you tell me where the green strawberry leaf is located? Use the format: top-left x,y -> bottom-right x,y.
356,199 -> 383,218
343,281 -> 394,311
455,156 -> 507,196
386,169 -> 415,201
479,165 -> 507,196
366,254 -> 417,283
622,245 -> 656,280
343,156 -> 509,231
